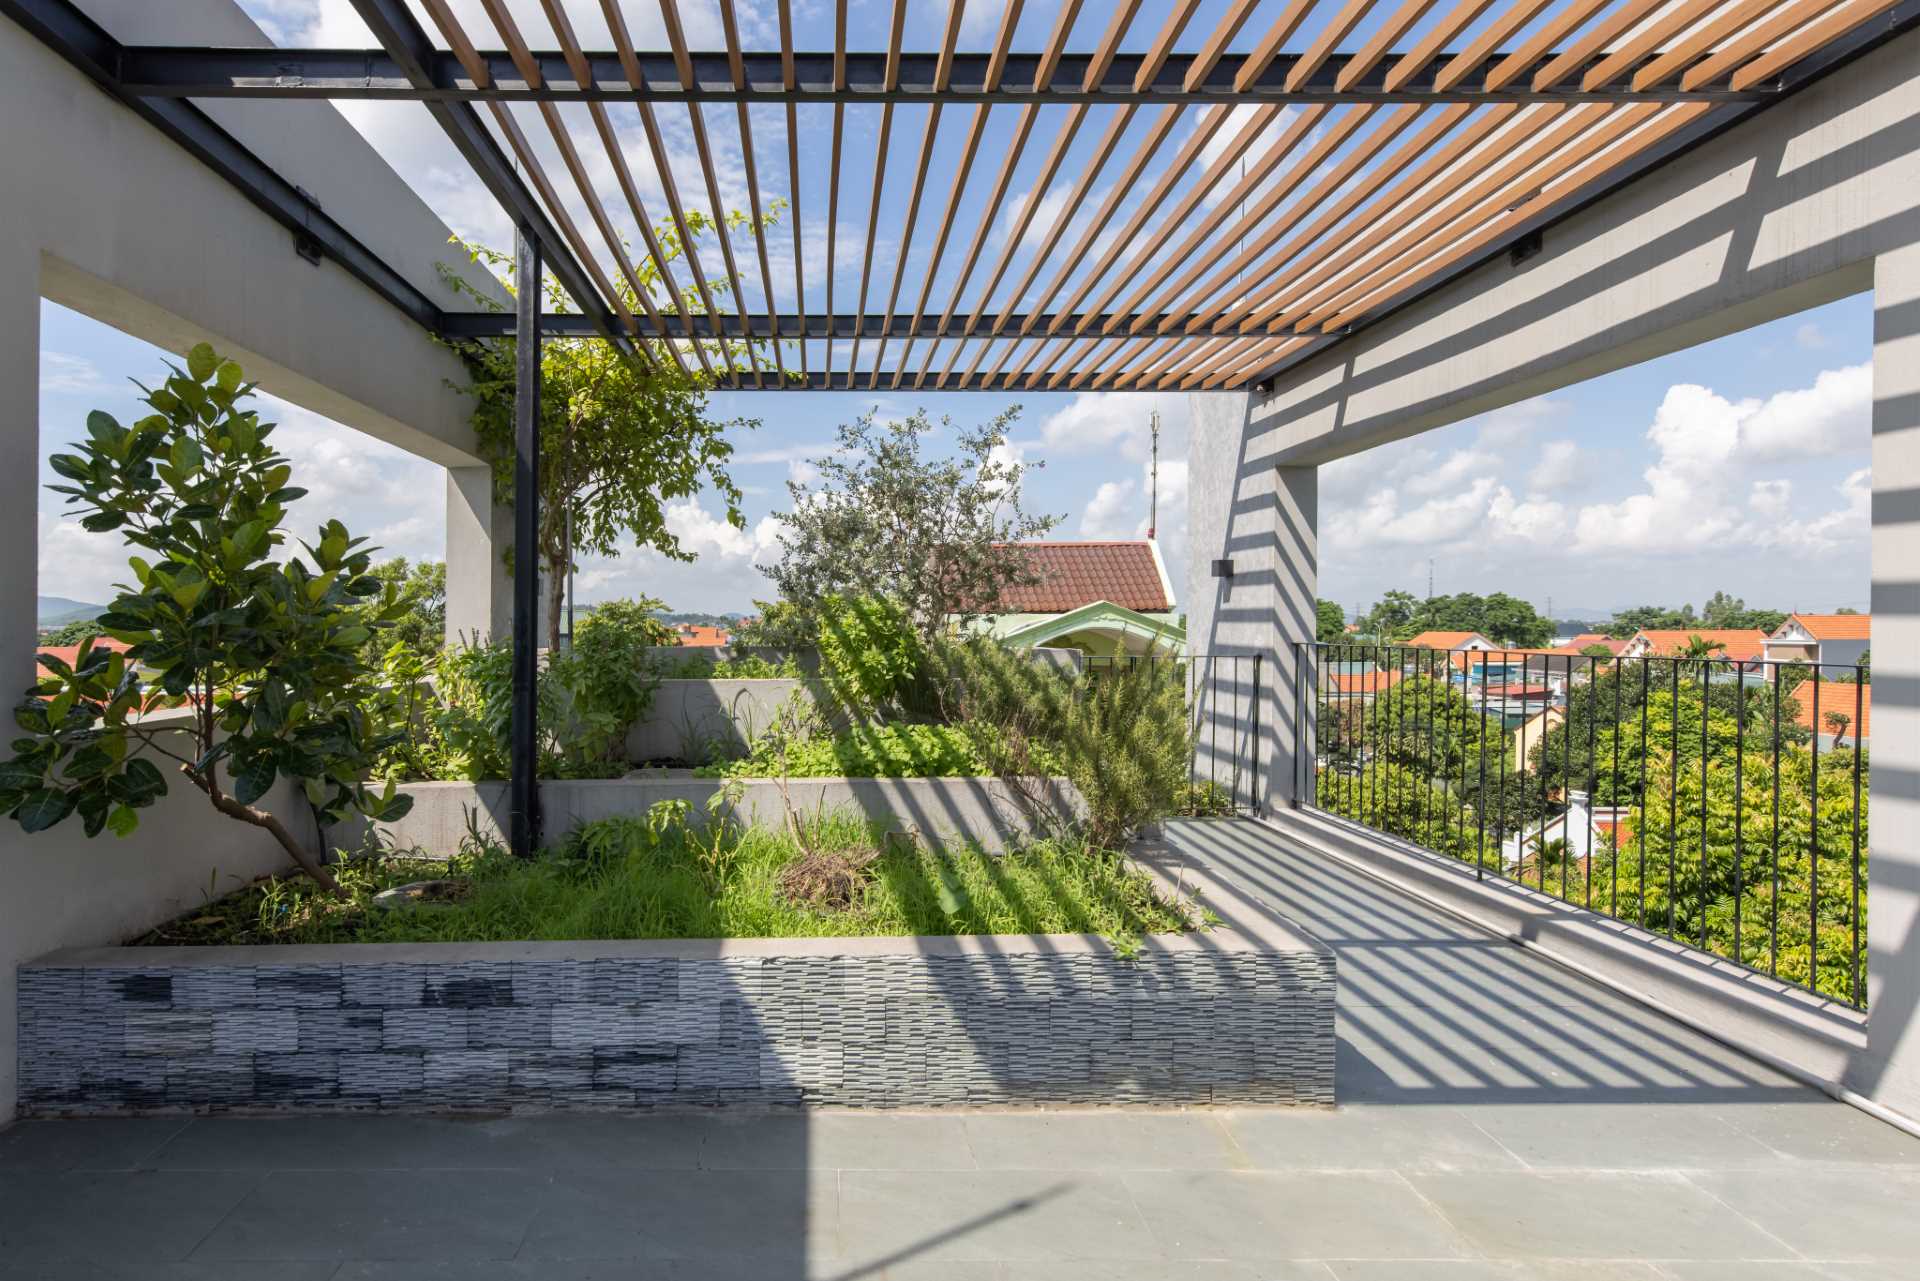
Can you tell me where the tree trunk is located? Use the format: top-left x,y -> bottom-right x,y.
546,548 -> 567,653
184,763 -> 344,896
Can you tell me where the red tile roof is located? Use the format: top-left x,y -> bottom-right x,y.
37,636 -> 131,673
1405,630 -> 1489,650
1780,613 -> 1871,641
1628,629 -> 1768,661
1796,680 -> 1869,740
1558,633 -> 1629,655
672,625 -> 731,648
989,541 -> 1173,614
1324,669 -> 1406,695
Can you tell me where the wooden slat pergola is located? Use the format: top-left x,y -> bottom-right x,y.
14,0 -> 1911,395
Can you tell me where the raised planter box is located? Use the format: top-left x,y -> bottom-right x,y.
343,776 -> 1086,855
14,860 -> 1335,1114
623,678 -> 813,763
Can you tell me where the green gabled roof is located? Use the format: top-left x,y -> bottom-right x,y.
990,600 -> 1186,650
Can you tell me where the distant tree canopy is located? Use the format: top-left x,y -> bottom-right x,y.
1353,590 -> 1554,647
1315,599 -> 1346,644
1603,593 -> 1786,639
39,618 -> 105,647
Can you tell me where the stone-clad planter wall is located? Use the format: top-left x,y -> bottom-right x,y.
624,678 -> 814,763
15,863 -> 1334,1114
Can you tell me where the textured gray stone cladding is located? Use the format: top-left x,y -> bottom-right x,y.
17,946 -> 1333,1113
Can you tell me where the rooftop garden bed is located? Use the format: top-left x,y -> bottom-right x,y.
130,812 -> 1196,949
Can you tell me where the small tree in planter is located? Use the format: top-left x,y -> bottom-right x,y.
0,344 -> 412,894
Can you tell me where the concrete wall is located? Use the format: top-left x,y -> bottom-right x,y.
624,680 -> 814,764
349,776 -> 1089,857
1186,392 -> 1317,814
0,1 -> 506,1121
14,859 -> 1334,1113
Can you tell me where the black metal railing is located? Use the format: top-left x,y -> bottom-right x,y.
1292,642 -> 1870,1009
1093,652 -> 1262,817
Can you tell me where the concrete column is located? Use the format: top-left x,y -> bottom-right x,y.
1,247 -> 37,689
1187,392 -> 1318,815
1860,242 -> 1920,1120
444,464 -> 511,646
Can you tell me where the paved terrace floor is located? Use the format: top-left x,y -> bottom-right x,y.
2,818 -> 1916,1279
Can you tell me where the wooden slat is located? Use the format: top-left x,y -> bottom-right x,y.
420,0 -> 492,86
1039,106 -> 1240,338
1077,103 -> 1289,333
847,0 -> 910,386
1728,0 -> 1907,89
1320,104 -> 1715,332
1222,337 -> 1313,388
1235,1 -> 1322,92
1232,104 -> 1523,328
777,1 -> 805,374
1582,0 -> 1734,91
1301,104 -> 1658,329
1430,0 -> 1558,90
1134,0 -> 1203,91
1143,104 -> 1430,335
1286,0 -> 1376,91
659,1 -> 762,385
1384,0 -> 1503,90
489,102 -> 634,331
1481,0 -> 1613,90
1186,0 -> 1264,91
1630,0 -> 1785,90
479,0 -> 542,86
1528,0 -> 1673,91
1337,0 -> 1442,91
719,0 -> 784,378
1033,1 -> 1086,93
1106,105 -> 1335,331
1679,0 -> 1846,87
871,0 -> 964,378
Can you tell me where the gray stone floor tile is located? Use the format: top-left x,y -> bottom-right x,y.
0,1171 -> 258,1263
1121,1170 -> 1474,1261
151,1114 -> 708,1170
518,1169 -> 835,1264
334,1264 -> 675,1279
836,1170 -> 1160,1264
1457,1103 -> 1782,1170
1686,1167 -> 1920,1259
1221,1104 -> 1524,1171
0,1120 -> 191,1172
1655,1263 -> 1919,1281
1408,1171 -> 1793,1261
0,1265 -> 341,1280
1324,1264 -> 1664,1280
188,1169 -> 546,1261
960,1111 -> 1242,1170
999,1262 -> 1323,1280
1713,1102 -> 1920,1164
697,1112 -> 977,1171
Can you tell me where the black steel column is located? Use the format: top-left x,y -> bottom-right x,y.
509,225 -> 542,858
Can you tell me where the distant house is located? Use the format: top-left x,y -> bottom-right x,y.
973,540 -> 1184,656
1765,613 -> 1870,670
1405,630 -> 1493,652
671,623 -> 731,648
1321,667 -> 1407,703
37,635 -> 131,674
1509,703 -> 1565,764
1795,679 -> 1870,750
1557,632 -> 1629,656
1619,629 -> 1768,664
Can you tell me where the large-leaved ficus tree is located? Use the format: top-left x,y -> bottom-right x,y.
442,209 -> 774,651
0,345 -> 413,893
760,408 -> 1059,642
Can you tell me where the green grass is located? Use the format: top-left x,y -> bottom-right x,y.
132,811 -> 1193,948
696,722 -> 1058,779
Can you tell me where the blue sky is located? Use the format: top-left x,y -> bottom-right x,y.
33,2 -> 1876,620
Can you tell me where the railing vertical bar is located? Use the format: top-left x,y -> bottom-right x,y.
1476,652 -> 1488,881
1668,657 -> 1680,937
1770,660 -> 1782,979
1734,659 -> 1746,971
1610,653 -> 1622,919
1586,653 -> 1598,910
1252,653 -> 1262,815
1639,658 -> 1651,930
1561,654 -> 1574,900
1498,651 -> 1509,878
1810,671 -> 1821,997
1851,670 -> 1864,1006
1699,657 -> 1710,952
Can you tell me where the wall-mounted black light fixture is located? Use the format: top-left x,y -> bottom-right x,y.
1210,558 -> 1234,579
1509,228 -> 1544,267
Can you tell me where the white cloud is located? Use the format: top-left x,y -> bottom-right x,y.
1080,480 -> 1136,538
1571,365 -> 1871,557
1795,322 -> 1831,350
1034,392 -> 1187,463
1739,362 -> 1871,461
572,502 -> 783,612
1527,440 -> 1584,491
39,351 -> 113,396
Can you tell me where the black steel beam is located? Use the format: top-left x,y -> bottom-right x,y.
509,226 -> 542,860
441,310 -> 1321,341
116,45 -> 1770,106
698,370 -> 1199,392
343,0 -> 628,353
0,0 -> 446,334
1237,0 -> 1920,395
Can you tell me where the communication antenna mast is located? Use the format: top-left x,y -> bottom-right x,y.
1148,410 -> 1160,539
1427,558 -> 1434,600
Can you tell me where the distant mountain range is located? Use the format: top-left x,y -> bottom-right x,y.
37,596 -> 107,627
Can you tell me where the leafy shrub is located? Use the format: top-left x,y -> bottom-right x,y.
814,594 -> 924,720
699,723 -> 1011,778
933,638 -> 1192,849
